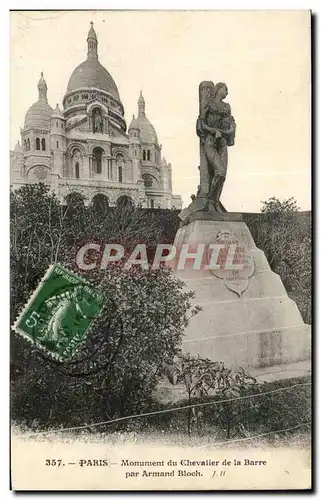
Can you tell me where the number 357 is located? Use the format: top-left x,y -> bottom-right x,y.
45,459 -> 63,467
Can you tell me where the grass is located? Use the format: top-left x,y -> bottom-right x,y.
12,375 -> 311,450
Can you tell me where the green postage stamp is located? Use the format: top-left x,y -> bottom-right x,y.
13,264 -> 105,361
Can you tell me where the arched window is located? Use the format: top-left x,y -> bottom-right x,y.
147,150 -> 151,161
116,196 -> 134,209
150,199 -> 154,209
65,192 -> 85,208
97,156 -> 102,174
71,149 -> 82,179
75,162 -> 80,179
56,121 -> 59,127
36,138 -> 40,150
56,141 -> 59,148
93,147 -> 104,174
41,138 -> 46,151
24,140 -> 27,151
27,139 -> 30,151
116,153 -> 124,183
92,194 -> 109,211
118,165 -> 123,183
143,150 -> 146,161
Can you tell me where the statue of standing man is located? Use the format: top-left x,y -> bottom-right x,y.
197,81 -> 236,212
93,109 -> 104,133
179,81 -> 236,223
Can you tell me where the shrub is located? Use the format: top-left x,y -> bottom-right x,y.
10,184 -> 199,428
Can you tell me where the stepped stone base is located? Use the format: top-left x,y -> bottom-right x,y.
172,219 -> 311,369
183,324 -> 311,368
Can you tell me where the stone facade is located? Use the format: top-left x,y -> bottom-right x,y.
10,23 -> 182,210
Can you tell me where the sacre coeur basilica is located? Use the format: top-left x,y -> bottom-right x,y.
10,22 -> 182,210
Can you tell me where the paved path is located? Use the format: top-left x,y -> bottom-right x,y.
252,359 -> 311,383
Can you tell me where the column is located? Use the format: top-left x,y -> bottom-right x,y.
112,159 -> 117,182
107,158 -> 112,180
126,160 -> 133,182
104,117 -> 109,134
88,156 -> 92,178
66,154 -> 71,178
83,155 -> 90,179
102,155 -> 107,179
61,153 -> 66,178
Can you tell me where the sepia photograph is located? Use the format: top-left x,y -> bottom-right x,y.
10,9 -> 312,491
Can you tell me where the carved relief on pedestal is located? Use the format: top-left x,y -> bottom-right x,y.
207,231 -> 255,297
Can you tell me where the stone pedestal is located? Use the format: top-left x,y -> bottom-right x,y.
172,218 -> 311,369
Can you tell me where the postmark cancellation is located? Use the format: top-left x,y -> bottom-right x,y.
13,264 -> 104,361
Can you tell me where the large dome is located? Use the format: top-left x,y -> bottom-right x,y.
24,73 -> 53,130
67,58 -> 120,99
66,23 -> 120,100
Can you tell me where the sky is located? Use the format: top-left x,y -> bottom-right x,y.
10,10 -> 311,211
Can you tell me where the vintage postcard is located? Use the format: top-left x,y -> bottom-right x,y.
10,10 -> 311,491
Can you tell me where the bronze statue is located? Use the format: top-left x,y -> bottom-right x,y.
197,81 -> 236,212
179,81 -> 236,224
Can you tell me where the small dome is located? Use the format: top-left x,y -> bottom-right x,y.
135,115 -> 158,143
135,91 -> 158,144
24,72 -> 53,130
24,100 -> 53,130
14,141 -> 22,153
52,103 -> 64,119
129,114 -> 139,130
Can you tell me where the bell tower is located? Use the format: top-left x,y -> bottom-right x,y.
87,21 -> 98,59
138,90 -> 145,117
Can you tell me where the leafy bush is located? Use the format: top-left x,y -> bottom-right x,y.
10,184 -> 199,428
123,376 -> 311,442
163,354 -> 258,436
245,197 -> 311,323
